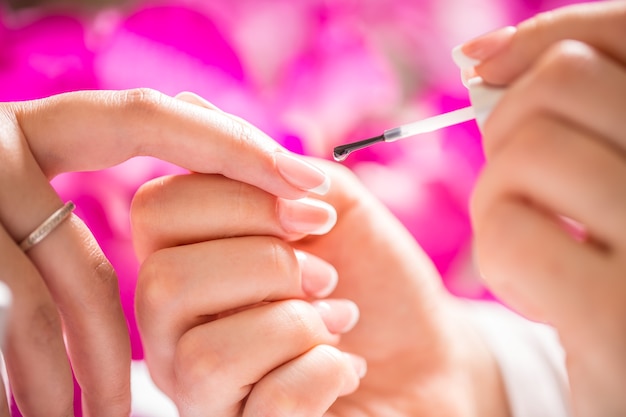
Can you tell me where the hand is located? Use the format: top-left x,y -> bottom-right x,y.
0,89 -> 327,416
132,160 -> 509,417
466,2 -> 626,415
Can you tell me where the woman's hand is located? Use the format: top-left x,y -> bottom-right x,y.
466,2 -> 626,415
132,160 -> 509,417
0,89 -> 327,416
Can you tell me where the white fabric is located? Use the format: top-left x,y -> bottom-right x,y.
467,301 -> 572,417
131,360 -> 178,417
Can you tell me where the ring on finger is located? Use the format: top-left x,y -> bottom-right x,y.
19,201 -> 76,252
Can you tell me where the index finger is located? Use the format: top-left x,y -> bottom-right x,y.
10,89 -> 329,200
474,1 -> 626,85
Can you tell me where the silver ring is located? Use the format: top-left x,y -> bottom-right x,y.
19,201 -> 76,252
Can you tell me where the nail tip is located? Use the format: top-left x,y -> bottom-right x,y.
275,152 -> 331,195
309,175 -> 331,196
451,44 -> 481,69
310,205 -> 337,235
279,197 -> 337,236
341,301 -> 360,333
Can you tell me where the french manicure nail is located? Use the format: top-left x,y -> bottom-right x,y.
452,45 -> 481,69
296,251 -> 338,298
312,300 -> 360,334
344,353 -> 367,379
275,152 -> 331,195
175,91 -> 223,111
277,198 -> 337,235
452,26 -> 517,69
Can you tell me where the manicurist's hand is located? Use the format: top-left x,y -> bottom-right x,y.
464,2 -> 626,415
132,158 -> 510,417
0,89 -> 326,416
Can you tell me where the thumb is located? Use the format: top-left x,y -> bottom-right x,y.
454,1 -> 626,85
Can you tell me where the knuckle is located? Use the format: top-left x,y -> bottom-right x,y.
532,40 -> 597,92
228,119 -> 256,149
174,330 -> 223,389
116,88 -> 165,116
91,257 -> 119,293
248,384 -> 294,417
136,251 -> 178,321
80,255 -> 121,313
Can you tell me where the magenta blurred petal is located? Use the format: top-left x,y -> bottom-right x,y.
0,14 -> 97,100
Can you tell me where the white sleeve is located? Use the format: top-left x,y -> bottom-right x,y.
466,301 -> 572,417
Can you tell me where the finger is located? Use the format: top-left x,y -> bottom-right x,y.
0,283 -> 10,417
474,114 -> 626,250
0,226 -> 73,416
244,345 -> 365,417
472,193 -> 605,327
176,90 -> 258,127
482,39 -> 626,157
34,215 -> 131,415
474,1 -> 626,85
0,126 -> 131,415
0,376 -> 8,417
131,174 -> 336,259
173,300 -> 345,416
136,236 -> 340,388
11,89 -> 330,199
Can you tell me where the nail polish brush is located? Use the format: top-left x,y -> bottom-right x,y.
333,79 -> 505,161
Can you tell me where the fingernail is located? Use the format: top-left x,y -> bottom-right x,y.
277,197 -> 337,235
296,251 -> 338,298
344,353 -> 367,379
175,91 -> 223,111
452,26 -> 517,69
312,299 -> 359,334
275,152 -> 331,195
452,45 -> 481,69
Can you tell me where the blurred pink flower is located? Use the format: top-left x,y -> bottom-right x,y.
0,12 -> 98,100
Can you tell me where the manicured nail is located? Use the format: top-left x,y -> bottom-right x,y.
344,353 -> 367,379
312,300 -> 360,334
277,197 -> 337,235
452,26 -> 517,69
275,152 -> 331,195
175,91 -> 223,111
452,45 -> 481,69
296,251 -> 338,298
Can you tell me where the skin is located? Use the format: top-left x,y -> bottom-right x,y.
469,2 -> 626,416
0,88 -> 321,416
5,2 -> 623,415
132,158 -> 509,416
133,2 -> 626,416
